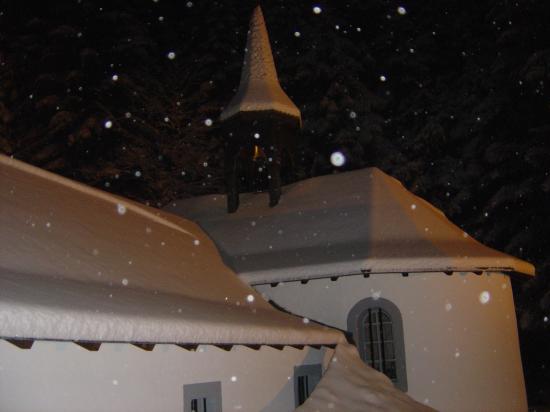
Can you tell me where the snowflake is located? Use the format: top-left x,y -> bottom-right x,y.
116,204 -> 127,215
479,291 -> 491,304
330,151 -> 345,167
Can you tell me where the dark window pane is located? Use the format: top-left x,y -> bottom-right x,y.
297,376 -> 308,405
386,361 -> 397,380
372,342 -> 380,360
364,319 -> 371,340
382,324 -> 393,340
364,343 -> 372,361
371,323 -> 380,342
383,341 -> 395,359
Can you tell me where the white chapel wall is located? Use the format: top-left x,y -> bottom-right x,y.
255,271 -> 527,412
0,340 -> 330,412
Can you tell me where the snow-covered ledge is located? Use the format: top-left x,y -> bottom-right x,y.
295,343 -> 435,412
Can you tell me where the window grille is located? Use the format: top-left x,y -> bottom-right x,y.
294,364 -> 322,406
184,381 -> 221,412
347,297 -> 408,391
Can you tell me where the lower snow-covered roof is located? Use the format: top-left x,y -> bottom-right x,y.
296,343 -> 434,412
167,168 -> 534,284
0,155 -> 343,346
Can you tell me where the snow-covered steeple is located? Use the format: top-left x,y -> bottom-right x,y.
220,6 -> 301,123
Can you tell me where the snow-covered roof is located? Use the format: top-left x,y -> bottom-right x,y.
167,168 -> 534,285
0,155 -> 343,346
219,6 -> 301,122
295,343 -> 434,412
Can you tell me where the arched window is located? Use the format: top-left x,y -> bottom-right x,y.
347,298 -> 408,391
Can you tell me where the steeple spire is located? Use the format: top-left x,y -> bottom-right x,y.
220,6 -> 301,123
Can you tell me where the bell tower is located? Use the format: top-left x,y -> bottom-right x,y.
221,6 -> 301,213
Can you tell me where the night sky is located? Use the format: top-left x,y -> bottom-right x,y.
1,0 -> 549,406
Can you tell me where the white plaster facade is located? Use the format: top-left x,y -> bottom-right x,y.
255,271 -> 527,412
0,340 -> 328,412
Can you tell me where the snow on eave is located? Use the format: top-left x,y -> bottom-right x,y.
166,167 -> 535,284
0,154 -> 343,346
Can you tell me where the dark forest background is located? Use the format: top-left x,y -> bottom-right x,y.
0,0 -> 549,406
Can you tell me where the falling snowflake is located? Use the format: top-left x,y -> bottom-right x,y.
349,111 -> 357,119
122,278 -> 129,286
134,170 -> 142,177
330,151 -> 345,167
230,376 -> 238,382
186,1 -> 193,7
204,118 -> 213,126
479,291 -> 491,304
246,294 -> 255,303
167,51 -> 176,60
303,317 -> 310,324
379,75 -> 387,82
104,120 -> 113,129
294,31 -> 301,37
410,204 -> 417,210
397,6 -> 407,15
313,6 -> 322,14
193,239 -> 200,246
117,204 -> 127,215
112,74 -> 119,81
445,303 -> 453,311
253,132 -> 260,139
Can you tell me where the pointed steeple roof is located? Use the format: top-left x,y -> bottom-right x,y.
220,6 -> 301,123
